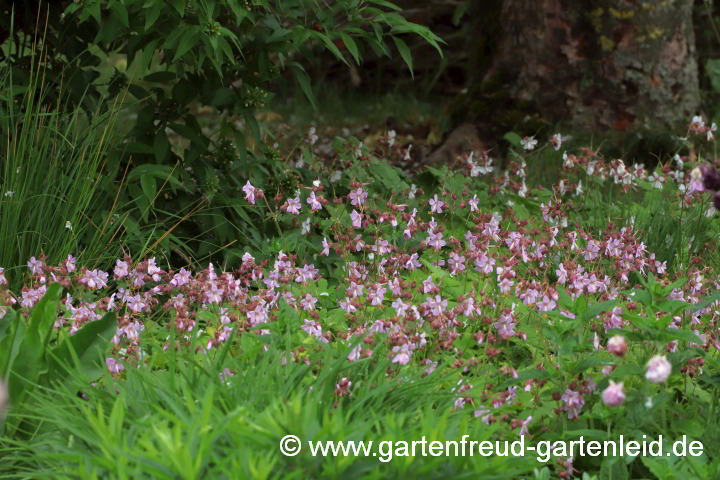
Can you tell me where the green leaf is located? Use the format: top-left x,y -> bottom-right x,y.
690,291 -> 720,313
145,4 -> 163,29
0,310 -> 25,379
6,284 -> 63,423
311,31 -> 349,66
340,33 -> 361,65
153,130 -> 170,164
580,299 -> 619,322
128,165 -> 189,192
392,36 -> 413,77
109,1 -> 129,28
174,28 -> 202,61
503,132 -> 523,148
367,0 -> 402,10
143,71 -> 177,83
140,174 -> 157,204
41,311 -> 117,387
232,201 -> 254,224
171,0 -> 186,15
291,64 -> 317,110
570,357 -> 615,375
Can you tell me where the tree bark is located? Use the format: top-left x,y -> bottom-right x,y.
479,0 -> 700,131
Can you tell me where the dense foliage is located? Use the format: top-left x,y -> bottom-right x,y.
2,0 -> 442,270
1,113 -> 720,478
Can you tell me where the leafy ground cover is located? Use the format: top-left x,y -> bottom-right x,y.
1,111 -> 720,479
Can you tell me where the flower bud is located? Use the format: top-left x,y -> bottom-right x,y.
607,335 -> 627,357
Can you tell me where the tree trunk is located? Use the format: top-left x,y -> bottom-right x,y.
480,0 -> 700,131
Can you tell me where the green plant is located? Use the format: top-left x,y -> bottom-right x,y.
0,283 -> 117,438
0,50 -> 129,291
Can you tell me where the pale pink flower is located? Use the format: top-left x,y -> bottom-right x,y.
429,194 -> 445,213
114,260 -> 130,278
307,191 -> 323,212
468,194 -> 479,212
286,197 -> 301,215
520,136 -> 538,151
392,344 -> 411,365
602,381 -> 625,407
339,297 -> 356,314
80,269 -> 109,290
536,295 -> 556,312
106,358 -> 124,374
645,355 -> 672,383
243,181 -> 257,205
519,415 -> 532,436
350,209 -> 363,228
204,283 -> 224,304
27,256 -> 44,274
561,389 -> 584,420
348,188 -> 368,206
300,293 -> 318,311
65,254 -> 77,273
392,298 -> 408,317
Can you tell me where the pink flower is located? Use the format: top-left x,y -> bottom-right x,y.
474,407 -> 491,424
106,357 -> 124,374
424,360 -> 437,375
645,355 -> 672,383
426,231 -> 446,250
300,293 -> 318,311
607,335 -> 627,357
468,194 -> 479,212
126,295 -> 147,313
602,381 -> 625,407
350,209 -> 363,228
348,345 -> 362,362
170,267 -> 192,287
561,388 -> 584,420
392,298 -> 408,317
247,305 -> 268,325
286,197 -> 301,215
536,295 -> 556,311
243,181 -> 257,204
392,344 -> 411,365
80,269 -> 109,290
348,188 -> 368,206
368,284 -> 385,306
65,254 -> 77,273
339,297 -> 356,314
27,256 -> 44,274
0,267 -> 7,285
519,415 -> 532,436
429,194 -> 445,213
114,260 -> 130,278
204,283 -> 224,304
307,191 -> 323,212
321,237 -> 331,256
